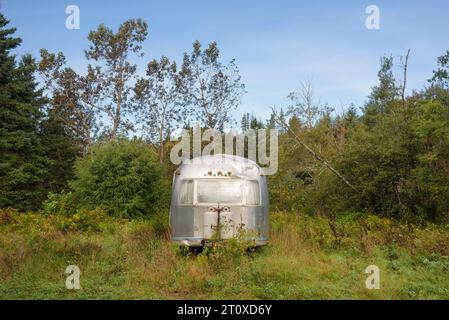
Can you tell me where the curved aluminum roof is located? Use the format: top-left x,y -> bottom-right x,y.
176,154 -> 262,179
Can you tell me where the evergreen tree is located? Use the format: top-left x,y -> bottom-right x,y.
0,14 -> 47,210
241,112 -> 250,132
363,56 -> 400,127
250,114 -> 264,130
40,110 -> 81,193
266,111 -> 277,129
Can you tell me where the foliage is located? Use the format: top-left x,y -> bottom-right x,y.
56,208 -> 109,232
39,19 -> 149,142
69,139 -> 169,218
430,50 -> 449,88
41,191 -> 78,216
330,85 -> 449,221
287,79 -> 332,129
1,210 -> 449,299
85,19 -> 148,139
269,53 -> 449,222
180,40 -> 246,130
40,113 -> 82,193
133,56 -> 188,162
408,100 -> 449,220
240,112 -> 265,132
0,207 -> 110,233
38,49 -> 95,151
0,14 -> 48,211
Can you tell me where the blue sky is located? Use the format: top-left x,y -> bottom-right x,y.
3,0 -> 448,121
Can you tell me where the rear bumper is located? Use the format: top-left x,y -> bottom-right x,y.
172,237 -> 268,247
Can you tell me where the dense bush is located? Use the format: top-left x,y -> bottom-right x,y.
269,55 -> 449,222
328,99 -> 449,221
0,207 -> 110,233
41,191 -> 78,216
70,139 -> 170,218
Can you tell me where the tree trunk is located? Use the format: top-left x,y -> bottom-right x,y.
112,90 -> 122,140
401,49 -> 411,108
159,117 -> 165,164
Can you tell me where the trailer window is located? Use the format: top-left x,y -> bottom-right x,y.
197,180 -> 243,204
179,180 -> 194,204
246,181 -> 260,205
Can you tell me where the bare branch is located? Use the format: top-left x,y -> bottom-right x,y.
400,49 -> 411,108
271,107 -> 358,192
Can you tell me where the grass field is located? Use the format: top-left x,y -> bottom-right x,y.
1,210 -> 449,299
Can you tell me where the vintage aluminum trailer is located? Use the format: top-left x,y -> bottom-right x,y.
169,154 -> 269,248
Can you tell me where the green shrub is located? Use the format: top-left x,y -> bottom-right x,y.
55,207 -> 109,232
147,209 -> 170,239
70,139 -> 170,218
0,207 -> 110,233
198,238 -> 252,272
0,208 -> 53,233
40,191 -> 78,216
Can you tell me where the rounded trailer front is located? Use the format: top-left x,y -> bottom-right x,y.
169,155 -> 269,248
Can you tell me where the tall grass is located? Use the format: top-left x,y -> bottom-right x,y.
0,209 -> 448,299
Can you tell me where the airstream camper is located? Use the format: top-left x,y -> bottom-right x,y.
169,154 -> 269,248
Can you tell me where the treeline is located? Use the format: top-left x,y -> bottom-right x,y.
1,11 -> 449,222
38,18 -> 245,161
0,13 -> 244,214
269,55 -> 449,222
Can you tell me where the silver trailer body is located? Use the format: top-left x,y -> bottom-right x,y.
169,154 -> 269,247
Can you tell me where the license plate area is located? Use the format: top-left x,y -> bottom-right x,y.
203,211 -> 235,239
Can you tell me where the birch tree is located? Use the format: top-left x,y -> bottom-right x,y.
180,41 -> 245,131
287,79 -> 327,129
85,19 -> 148,139
134,56 -> 187,163
38,49 -> 97,150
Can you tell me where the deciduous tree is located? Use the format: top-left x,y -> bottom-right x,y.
85,19 -> 148,139
180,41 -> 245,131
134,56 -> 188,163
